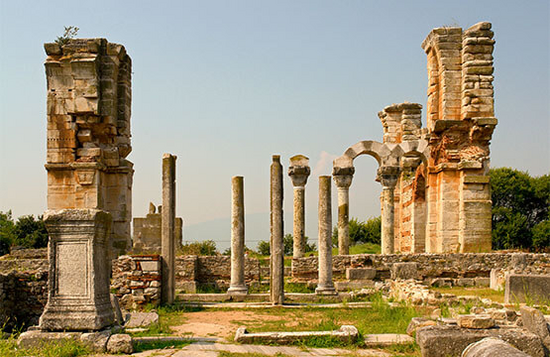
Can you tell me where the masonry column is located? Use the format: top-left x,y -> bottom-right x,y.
270,155 -> 284,305
288,155 -> 310,259
316,176 -> 337,295
161,154 -> 176,305
332,167 -> 354,255
379,166 -> 399,255
228,176 -> 248,295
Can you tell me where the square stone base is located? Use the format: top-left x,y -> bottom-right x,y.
39,301 -> 115,331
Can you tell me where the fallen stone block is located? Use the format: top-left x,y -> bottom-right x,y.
363,333 -> 414,347
106,333 -> 133,354
416,325 -> 545,357
335,280 -> 374,291
457,315 -> 495,329
346,268 -> 376,281
505,274 -> 550,304
462,337 -> 530,357
234,325 -> 358,345
406,317 -> 437,336
124,312 -> 159,328
520,306 -> 550,351
391,262 -> 419,280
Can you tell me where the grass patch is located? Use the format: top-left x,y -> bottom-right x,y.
0,336 -> 90,357
284,281 -> 315,293
218,353 -> 293,357
431,287 -> 505,303
133,339 -> 192,352
196,283 -> 223,294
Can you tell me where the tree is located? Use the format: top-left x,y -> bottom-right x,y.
55,26 -> 79,46
256,234 -> 316,256
179,240 -> 218,256
12,215 -> 48,249
332,216 -> 381,247
490,168 -> 549,250
0,211 -> 15,256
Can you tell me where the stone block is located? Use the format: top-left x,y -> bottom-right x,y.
125,312 -> 159,328
234,325 -> 358,345
416,325 -> 545,357
457,315 -> 495,329
490,269 -> 505,291
140,260 -> 160,272
505,274 -> 550,304
391,262 -> 419,280
520,306 -> 550,349
462,337 -> 530,357
406,317 -> 437,336
346,268 -> 376,281
106,333 -> 133,354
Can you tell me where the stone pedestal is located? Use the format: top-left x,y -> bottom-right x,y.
270,155 -> 284,305
288,155 -> 310,259
228,176 -> 248,295
39,209 -> 114,331
333,168 -> 354,256
316,176 -> 337,295
161,154 -> 177,305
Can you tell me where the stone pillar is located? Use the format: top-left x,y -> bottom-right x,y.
161,154 -> 176,305
270,155 -> 284,305
228,176 -> 247,295
332,167 -> 354,255
288,155 -> 310,259
39,209 -> 114,331
316,176 -> 337,295
379,166 -> 399,255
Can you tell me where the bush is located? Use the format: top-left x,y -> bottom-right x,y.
332,216 -> 381,247
0,211 -> 15,256
178,240 -> 218,256
256,234 -> 316,256
12,215 -> 48,249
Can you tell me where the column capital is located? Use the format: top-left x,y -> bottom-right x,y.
378,166 -> 400,188
288,155 -> 310,187
332,166 -> 355,189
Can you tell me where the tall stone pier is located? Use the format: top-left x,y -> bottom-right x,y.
44,38 -> 133,259
333,167 -> 354,255
316,176 -> 337,295
39,209 -> 114,330
228,176 -> 247,295
379,166 -> 399,254
161,154 -> 177,305
288,155 -> 310,259
270,155 -> 284,305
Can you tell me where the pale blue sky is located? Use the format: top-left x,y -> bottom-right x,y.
1,1 -> 548,249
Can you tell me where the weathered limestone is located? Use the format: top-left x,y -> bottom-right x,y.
332,22 -> 497,254
457,315 -> 495,329
288,155 -> 310,259
44,38 -> 133,258
235,325 -> 359,345
379,166 -> 399,254
462,337 -> 531,357
228,176 -> 247,295
270,155 -> 284,305
39,209 -> 114,331
519,306 -> 550,349
133,203 -> 182,252
161,154 -> 176,305
505,274 -> 550,304
316,176 -> 337,295
333,167 -> 354,255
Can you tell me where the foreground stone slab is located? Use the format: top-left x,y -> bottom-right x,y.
505,274 -> 550,304
346,268 -> 376,280
363,333 -> 414,347
520,306 -> 550,351
416,325 -> 545,357
39,209 -> 114,331
406,317 -> 437,336
17,328 -> 126,353
462,337 -> 530,357
234,325 -> 358,345
124,312 -> 159,328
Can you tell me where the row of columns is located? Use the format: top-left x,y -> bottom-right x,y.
228,155 -> 338,304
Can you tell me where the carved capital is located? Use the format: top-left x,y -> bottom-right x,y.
377,166 -> 400,188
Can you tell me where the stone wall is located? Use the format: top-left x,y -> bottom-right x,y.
133,203 -> 183,252
111,255 -> 161,310
291,253 -> 550,284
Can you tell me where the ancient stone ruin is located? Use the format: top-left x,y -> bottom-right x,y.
333,22 -> 497,254
44,38 -> 133,258
133,203 -> 182,252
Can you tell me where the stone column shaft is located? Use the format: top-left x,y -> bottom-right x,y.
228,176 -> 247,295
316,176 -> 337,295
381,186 -> 395,254
270,155 -> 284,305
292,187 -> 305,258
333,169 -> 354,256
161,154 -> 176,305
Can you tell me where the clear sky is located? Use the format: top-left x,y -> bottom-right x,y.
1,1 -> 549,250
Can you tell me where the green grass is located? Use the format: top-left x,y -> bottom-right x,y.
133,339 -> 192,352
284,281 -> 315,293
430,286 -> 505,303
0,336 -> 90,357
